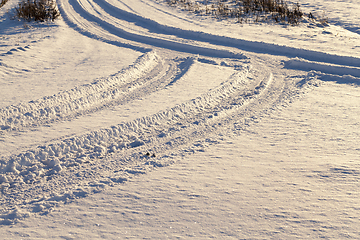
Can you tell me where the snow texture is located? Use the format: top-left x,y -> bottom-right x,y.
0,0 -> 359,238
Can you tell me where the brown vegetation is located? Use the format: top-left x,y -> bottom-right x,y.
0,0 -> 9,8
167,0 -> 309,25
14,0 -> 60,22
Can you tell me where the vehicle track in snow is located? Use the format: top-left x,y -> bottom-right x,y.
0,60 -> 295,221
65,0 -> 360,66
59,0 -> 360,79
0,51 -> 161,130
1,0 -> 358,224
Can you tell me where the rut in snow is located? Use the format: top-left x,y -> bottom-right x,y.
0,51 -> 160,130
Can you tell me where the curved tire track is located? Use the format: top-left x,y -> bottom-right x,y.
63,0 -> 360,67
0,51 -> 161,130
0,60 -> 306,223
58,0 -> 246,58
0,0 -> 337,224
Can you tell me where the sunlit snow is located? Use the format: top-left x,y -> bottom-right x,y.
0,0 -> 359,238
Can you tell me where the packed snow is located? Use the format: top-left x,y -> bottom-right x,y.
0,0 -> 359,238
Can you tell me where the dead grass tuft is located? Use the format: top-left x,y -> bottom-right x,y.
167,0 -> 310,25
14,0 -> 60,22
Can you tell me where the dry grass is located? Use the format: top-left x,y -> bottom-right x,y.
14,0 -> 60,22
167,0 -> 309,25
0,0 -> 9,8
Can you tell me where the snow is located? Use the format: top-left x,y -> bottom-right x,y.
0,0 -> 359,238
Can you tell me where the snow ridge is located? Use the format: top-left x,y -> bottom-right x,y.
2,56 -> 311,226
0,57 -> 320,226
0,51 -> 159,130
0,67 -> 249,184
285,58 -> 360,78
1,66 -> 281,220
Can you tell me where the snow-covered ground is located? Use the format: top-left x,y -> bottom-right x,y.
0,0 -> 359,238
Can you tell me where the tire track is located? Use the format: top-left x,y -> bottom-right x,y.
0,61 -> 303,223
67,0 -> 360,67
0,0 -> 342,225
0,51 -> 161,131
59,0 -> 246,58
284,58 -> 360,78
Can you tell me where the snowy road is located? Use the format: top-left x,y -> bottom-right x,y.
0,0 -> 359,238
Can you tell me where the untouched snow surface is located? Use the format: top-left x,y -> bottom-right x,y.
0,0 -> 359,238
